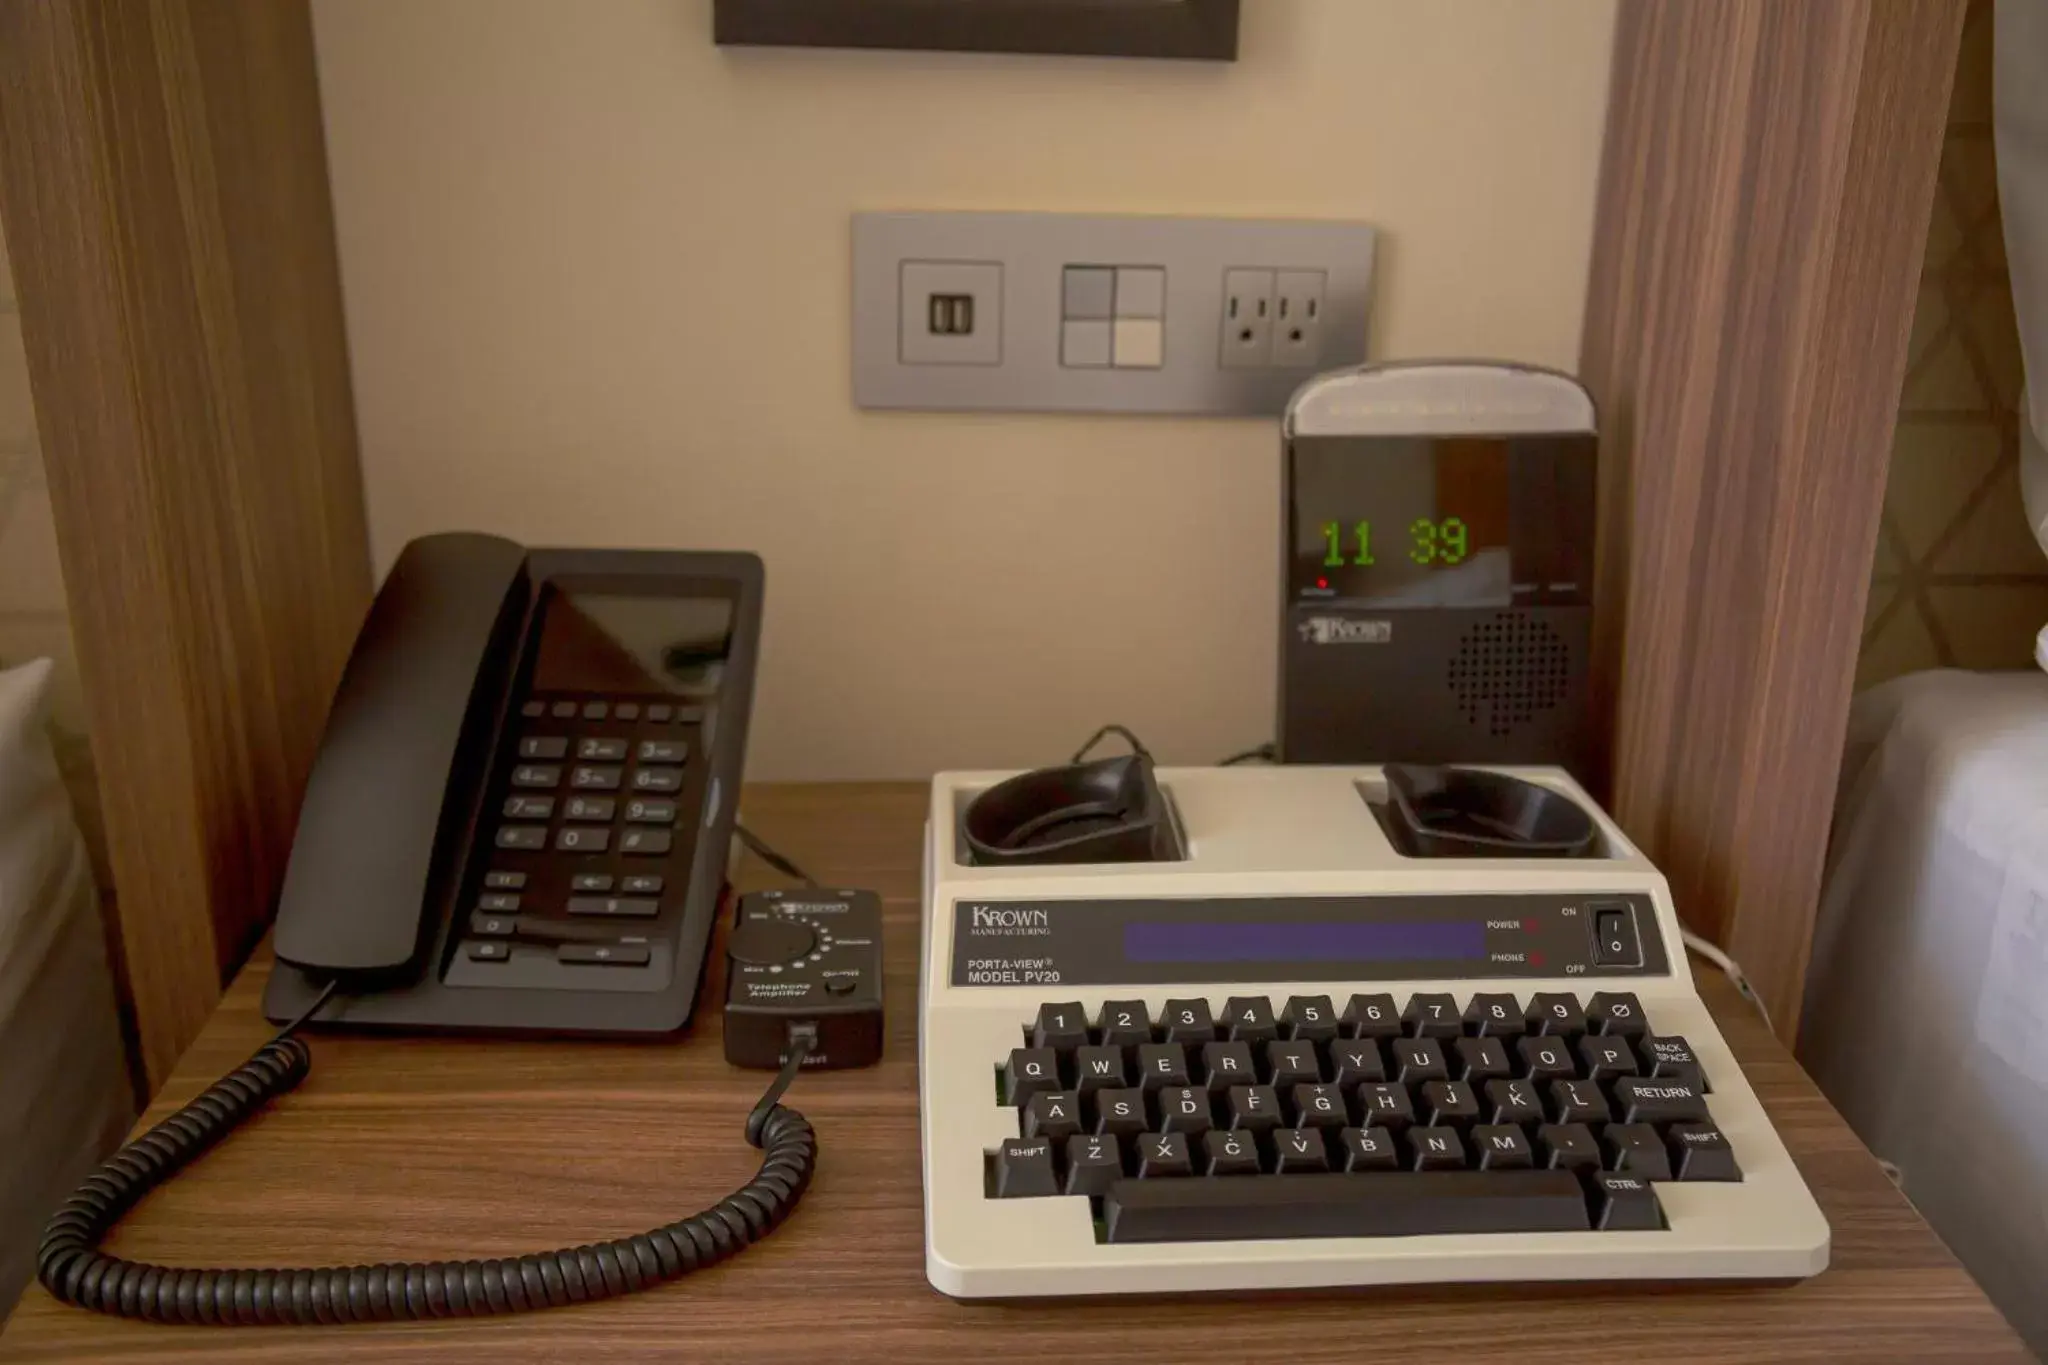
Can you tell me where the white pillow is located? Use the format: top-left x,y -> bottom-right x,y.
0,659 -> 133,1318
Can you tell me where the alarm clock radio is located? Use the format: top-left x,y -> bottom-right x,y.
1277,361 -> 1598,778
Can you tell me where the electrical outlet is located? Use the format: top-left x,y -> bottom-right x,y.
1219,269 -> 1275,369
1272,269 -> 1327,368
852,212 -> 1376,415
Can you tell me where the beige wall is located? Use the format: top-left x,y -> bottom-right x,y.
311,0 -> 1618,780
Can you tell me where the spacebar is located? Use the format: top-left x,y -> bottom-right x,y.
1101,1172 -> 1592,1243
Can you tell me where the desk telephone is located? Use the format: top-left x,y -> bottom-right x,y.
38,532 -> 883,1327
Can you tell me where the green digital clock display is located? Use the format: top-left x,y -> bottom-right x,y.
1319,518 -> 1472,569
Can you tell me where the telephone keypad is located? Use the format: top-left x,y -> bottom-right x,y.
460,691 -> 702,982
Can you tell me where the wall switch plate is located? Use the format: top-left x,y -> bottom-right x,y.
852,211 -> 1376,416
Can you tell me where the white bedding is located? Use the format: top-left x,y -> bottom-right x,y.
0,659 -> 132,1318
1803,669 -> 2048,1357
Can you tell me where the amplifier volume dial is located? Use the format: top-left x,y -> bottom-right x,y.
728,917 -> 816,966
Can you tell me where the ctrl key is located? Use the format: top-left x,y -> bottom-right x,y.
990,1138 -> 1059,1198
1589,1172 -> 1665,1230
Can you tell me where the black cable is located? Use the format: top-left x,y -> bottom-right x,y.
1218,743 -> 1276,767
734,823 -> 818,887
37,996 -> 818,1325
1070,724 -> 1152,765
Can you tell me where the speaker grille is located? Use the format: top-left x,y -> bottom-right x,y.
1447,613 -> 1572,738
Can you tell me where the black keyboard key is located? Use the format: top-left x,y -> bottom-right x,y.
1537,1122 -> 1603,1173
1357,1082 -> 1416,1132
566,896 -> 658,919
1602,1122 -> 1673,1180
1203,1131 -> 1261,1176
1403,993 -> 1461,1039
563,795 -> 615,822
1157,1086 -> 1213,1135
618,829 -> 672,856
471,912 -> 518,938
477,892 -> 521,913
1666,1122 -> 1742,1181
494,826 -> 546,850
637,739 -> 688,763
1421,1080 -> 1481,1131
1340,1127 -> 1401,1172
511,764 -> 561,788
1223,996 -> 1279,1044
483,871 -> 527,890
1135,1132 -> 1193,1178
1201,1041 -> 1256,1091
1263,1041 -> 1320,1088
1548,1079 -> 1609,1125
1292,1083 -> 1348,1129
1328,1040 -> 1383,1086
1074,1044 -> 1127,1092
625,798 -> 677,825
1640,1035 -> 1708,1092
1095,1089 -> 1147,1138
570,765 -> 622,791
1391,1037 -> 1448,1084
631,767 -> 684,794
1526,992 -> 1587,1037
1098,1000 -> 1152,1049
1472,1124 -> 1534,1169
1272,1128 -> 1331,1173
1137,1043 -> 1191,1091
466,940 -> 510,962
1486,1078 -> 1545,1128
1281,995 -> 1339,1042
1578,1034 -> 1639,1081
1589,1172 -> 1664,1229
1102,1170 -> 1593,1242
620,874 -> 663,894
1064,1135 -> 1123,1196
1588,991 -> 1649,1039
1226,1085 -> 1284,1133
1517,1035 -> 1577,1081
1612,1076 -> 1710,1126
992,1138 -> 1058,1198
1004,1047 -> 1061,1105
1162,999 -> 1216,1044
1032,1002 -> 1090,1051
575,737 -> 628,761
1464,992 -> 1524,1037
1407,1127 -> 1468,1171
1454,1036 -> 1512,1084
556,942 -> 651,967
519,735 -> 569,760
502,795 -> 554,820
554,826 -> 610,854
1342,992 -> 1402,1040
571,873 -> 615,892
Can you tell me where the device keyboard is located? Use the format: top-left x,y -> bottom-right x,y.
990,991 -> 1733,1243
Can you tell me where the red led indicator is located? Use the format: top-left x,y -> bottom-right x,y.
1529,950 -> 1545,968
1315,576 -> 1329,589
1527,919 -> 1541,932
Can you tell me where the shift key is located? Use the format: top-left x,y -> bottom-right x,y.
567,896 -> 659,918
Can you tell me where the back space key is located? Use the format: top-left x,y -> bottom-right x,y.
1102,1171 -> 1592,1243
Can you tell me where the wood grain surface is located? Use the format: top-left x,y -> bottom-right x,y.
1578,0 -> 1965,1037
0,784 -> 2025,1362
0,0 -> 372,1087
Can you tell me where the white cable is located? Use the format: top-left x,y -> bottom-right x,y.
1680,927 -> 1774,1035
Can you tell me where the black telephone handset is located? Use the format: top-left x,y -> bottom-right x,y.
274,532 -> 528,981
263,532 -> 764,1035
39,532 -> 837,1327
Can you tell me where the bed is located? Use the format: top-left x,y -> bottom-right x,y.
0,658 -> 133,1316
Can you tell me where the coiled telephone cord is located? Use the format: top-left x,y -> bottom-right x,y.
37,982 -> 818,1325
